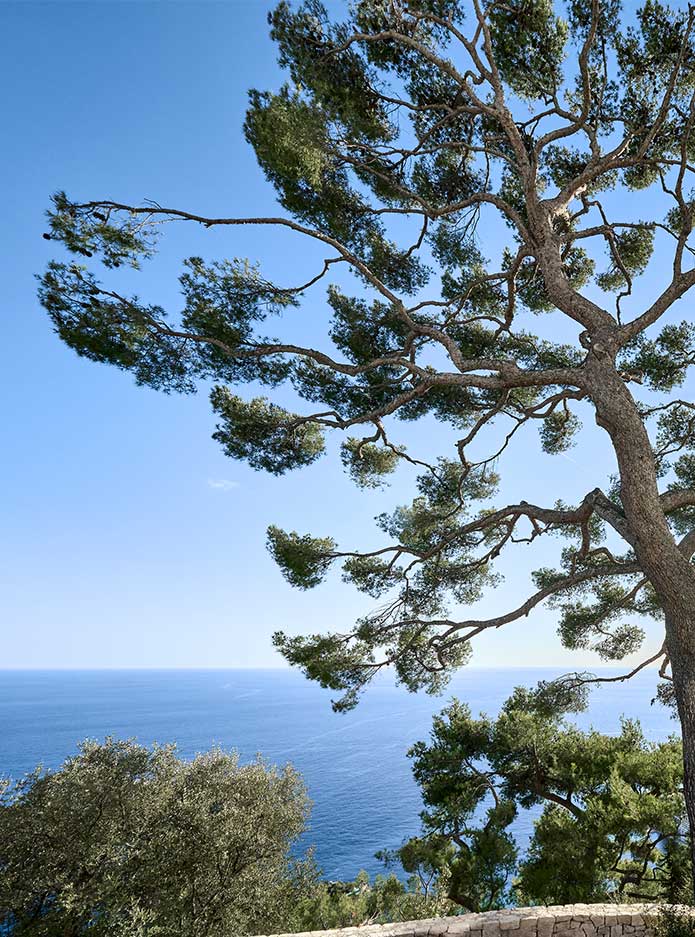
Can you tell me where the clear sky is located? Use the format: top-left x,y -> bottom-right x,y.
1,1 -> 679,671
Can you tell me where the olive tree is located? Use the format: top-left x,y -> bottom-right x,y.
0,739 -> 311,936
38,0 -> 695,886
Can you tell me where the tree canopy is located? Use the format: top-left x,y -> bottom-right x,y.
0,739 -> 311,936
388,687 -> 690,910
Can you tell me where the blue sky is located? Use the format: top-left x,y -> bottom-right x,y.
1,1 -> 676,671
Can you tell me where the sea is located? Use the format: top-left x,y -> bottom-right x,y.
0,667 -> 677,881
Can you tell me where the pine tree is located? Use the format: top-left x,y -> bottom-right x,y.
38,0 -> 695,890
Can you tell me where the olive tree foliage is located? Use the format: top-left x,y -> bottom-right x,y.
37,0 -> 695,854
388,687 -> 689,911
0,739 -> 311,936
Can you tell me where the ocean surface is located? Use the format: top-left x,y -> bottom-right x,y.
0,667 -> 677,880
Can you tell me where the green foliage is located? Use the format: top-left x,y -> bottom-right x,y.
272,630 -> 377,712
270,1 -> 393,141
327,288 -> 410,366
340,437 -> 400,488
524,676 -> 590,715
658,404 -> 695,454
510,249 -> 594,315
412,150 -> 485,213
530,540 -> 656,662
539,409 -> 581,454
211,390 -> 325,474
179,256 -> 298,387
0,738 -> 312,936
567,0 -> 621,46
617,1 -> 695,95
395,688 -> 690,910
266,526 -> 336,588
652,902 -> 695,937
38,263 -> 197,393
0,738 -> 466,936
46,192 -> 157,269
245,86 -> 368,250
666,198 -> 695,234
342,555 -> 400,597
244,80 -> 428,292
596,227 -> 655,292
37,258 -> 297,393
488,0 -> 568,101
273,459 -> 505,708
668,453 -> 695,536
556,580 -> 646,660
289,868 -> 458,932
621,321 -> 695,391
544,147 -> 592,192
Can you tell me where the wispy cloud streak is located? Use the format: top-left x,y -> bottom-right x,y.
207,479 -> 240,491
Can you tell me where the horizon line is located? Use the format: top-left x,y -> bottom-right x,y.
0,663 -> 661,672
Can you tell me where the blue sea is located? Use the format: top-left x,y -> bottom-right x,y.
0,667 -> 677,880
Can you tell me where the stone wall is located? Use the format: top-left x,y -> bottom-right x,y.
261,902 -> 670,937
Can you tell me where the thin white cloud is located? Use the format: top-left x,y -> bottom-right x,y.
207,479 -> 240,491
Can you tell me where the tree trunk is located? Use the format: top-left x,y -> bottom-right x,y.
587,352 -> 695,895
667,632 -> 695,894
